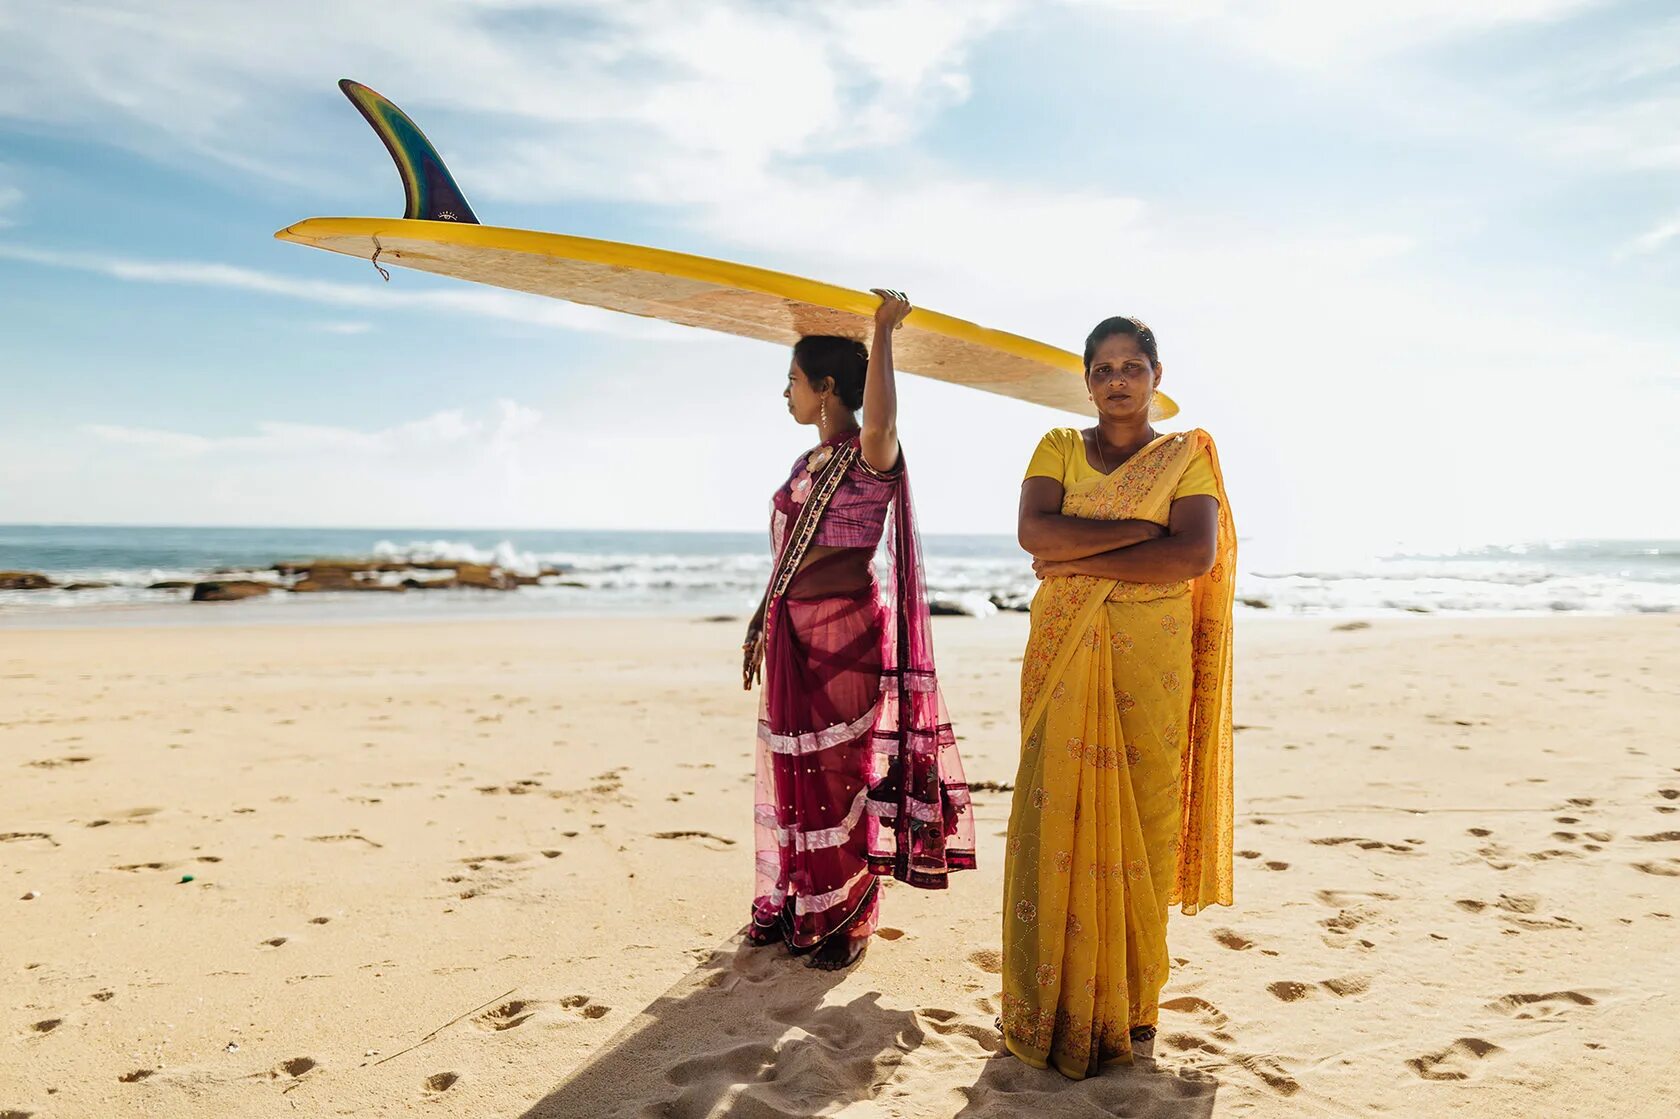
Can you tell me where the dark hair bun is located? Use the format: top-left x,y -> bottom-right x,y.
792,335 -> 868,410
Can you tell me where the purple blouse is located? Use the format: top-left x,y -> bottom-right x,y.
770,436 -> 900,555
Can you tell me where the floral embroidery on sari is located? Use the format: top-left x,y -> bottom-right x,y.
1002,429 -> 1237,1079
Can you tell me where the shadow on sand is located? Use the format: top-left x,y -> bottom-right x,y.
522,932 -> 1218,1118
521,935 -> 924,1118
953,1036 -> 1219,1118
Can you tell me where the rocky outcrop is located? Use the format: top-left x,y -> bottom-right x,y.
0,572 -> 57,590
153,556 -> 568,597
191,581 -> 274,602
273,559 -> 384,577
449,563 -> 511,590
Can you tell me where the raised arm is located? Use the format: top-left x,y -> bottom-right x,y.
860,288 -> 910,474
1034,494 -> 1219,583
1018,475 -> 1169,561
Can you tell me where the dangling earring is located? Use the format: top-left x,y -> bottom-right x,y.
820,397 -> 828,431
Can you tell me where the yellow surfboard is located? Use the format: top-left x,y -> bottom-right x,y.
274,82 -> 1176,420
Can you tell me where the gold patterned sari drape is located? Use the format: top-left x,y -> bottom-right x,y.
1001,430 -> 1235,1079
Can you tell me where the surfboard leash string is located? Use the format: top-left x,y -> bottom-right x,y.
370,236 -> 391,282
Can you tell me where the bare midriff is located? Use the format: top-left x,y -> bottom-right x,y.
787,545 -> 875,599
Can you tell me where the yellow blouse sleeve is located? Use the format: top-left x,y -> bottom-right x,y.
1024,428 -> 1071,484
1173,448 -> 1220,502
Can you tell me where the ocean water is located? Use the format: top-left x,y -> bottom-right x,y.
1,524 -> 1676,624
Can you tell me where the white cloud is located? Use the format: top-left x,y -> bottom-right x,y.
312,320 -> 373,335
1544,93 -> 1680,172
30,391 -> 783,530
0,0 -> 1013,194
82,400 -> 534,459
1071,0 -> 1597,71
0,182 -> 20,227
0,242 -> 689,339
1615,214 -> 1680,259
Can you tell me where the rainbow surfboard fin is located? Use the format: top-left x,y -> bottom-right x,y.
338,78 -> 479,224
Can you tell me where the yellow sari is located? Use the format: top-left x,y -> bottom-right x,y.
1001,429 -> 1236,1079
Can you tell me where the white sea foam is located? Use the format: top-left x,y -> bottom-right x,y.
4,531 -> 1676,619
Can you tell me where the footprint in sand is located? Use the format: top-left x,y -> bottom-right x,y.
559,994 -> 611,1020
1213,929 -> 1253,951
462,853 -> 532,868
1472,838 -> 1522,871
30,1018 -> 63,1034
1407,1037 -> 1503,1081
1161,995 -> 1228,1025
261,937 -> 288,948
1459,893 -> 1580,931
1,833 -> 57,848
917,1006 -> 1004,1051
24,755 -> 92,769
90,990 -> 114,1002
474,1000 -> 535,1032
1266,975 -> 1371,1002
663,1041 -> 778,1089
453,853 -> 537,899
1310,835 -> 1419,855
1314,891 -> 1394,949
118,1069 -> 155,1083
1632,859 -> 1680,877
424,1072 -> 459,1093
874,927 -> 906,941
652,830 -> 737,850
306,833 -> 382,848
477,779 -> 544,795
1161,997 -> 1299,1096
967,948 -> 1003,975
1487,990 -> 1597,1020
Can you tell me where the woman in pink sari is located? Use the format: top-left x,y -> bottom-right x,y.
741,289 -> 977,971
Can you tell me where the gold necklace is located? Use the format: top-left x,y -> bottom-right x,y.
1093,427 -> 1155,473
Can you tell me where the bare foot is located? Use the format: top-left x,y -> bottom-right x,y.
806,934 -> 868,971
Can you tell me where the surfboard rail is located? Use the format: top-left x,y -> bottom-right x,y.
275,216 -> 1177,419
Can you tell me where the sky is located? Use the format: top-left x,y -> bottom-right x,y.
0,0 -> 1676,563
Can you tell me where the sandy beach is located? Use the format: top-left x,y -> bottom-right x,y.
3,613 -> 1678,1117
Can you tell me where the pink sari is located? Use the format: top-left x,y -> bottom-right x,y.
750,432 -> 976,950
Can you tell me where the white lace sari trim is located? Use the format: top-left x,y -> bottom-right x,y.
757,700 -> 882,756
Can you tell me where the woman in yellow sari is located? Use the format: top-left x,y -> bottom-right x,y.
1001,315 -> 1236,1079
